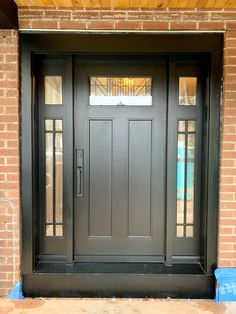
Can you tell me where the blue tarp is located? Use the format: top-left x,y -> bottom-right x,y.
215,268 -> 236,302
7,281 -> 24,300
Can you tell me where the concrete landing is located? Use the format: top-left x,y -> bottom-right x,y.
1,298 -> 236,314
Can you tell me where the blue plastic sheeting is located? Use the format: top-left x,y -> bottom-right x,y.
215,268 -> 236,302
7,281 -> 24,300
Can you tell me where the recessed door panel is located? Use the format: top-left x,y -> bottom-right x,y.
128,120 -> 152,237
89,120 -> 113,237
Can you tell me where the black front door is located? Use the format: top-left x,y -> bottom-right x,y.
73,61 -> 167,261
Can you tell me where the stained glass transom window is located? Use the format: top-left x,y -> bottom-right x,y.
90,77 -> 152,106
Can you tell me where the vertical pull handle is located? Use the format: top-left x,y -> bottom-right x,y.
76,149 -> 84,197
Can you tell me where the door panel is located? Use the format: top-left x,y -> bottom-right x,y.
74,61 -> 167,261
128,120 -> 152,237
89,119 -> 112,237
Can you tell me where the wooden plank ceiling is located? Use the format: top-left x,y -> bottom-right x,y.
14,0 -> 236,9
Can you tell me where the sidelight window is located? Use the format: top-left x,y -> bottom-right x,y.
176,120 -> 195,238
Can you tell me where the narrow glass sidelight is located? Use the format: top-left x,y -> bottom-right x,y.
44,76 -> 63,105
89,77 -> 152,106
176,120 -> 195,238
45,119 -> 63,237
179,77 -> 197,106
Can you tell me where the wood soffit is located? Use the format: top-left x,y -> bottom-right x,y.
13,1 -> 236,9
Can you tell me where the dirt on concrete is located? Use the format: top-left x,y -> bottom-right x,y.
0,298 -> 235,314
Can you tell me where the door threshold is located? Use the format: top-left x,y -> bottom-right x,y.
35,261 -> 204,275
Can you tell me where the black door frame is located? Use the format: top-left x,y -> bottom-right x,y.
21,33 -> 222,298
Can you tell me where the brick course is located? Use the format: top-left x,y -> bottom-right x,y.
1,6 -> 236,295
17,8 -> 236,31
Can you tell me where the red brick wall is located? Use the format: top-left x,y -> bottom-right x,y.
17,8 -> 235,31
1,7 -> 236,295
220,30 -> 236,267
0,30 -> 20,296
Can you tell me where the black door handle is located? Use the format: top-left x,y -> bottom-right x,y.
76,149 -> 84,197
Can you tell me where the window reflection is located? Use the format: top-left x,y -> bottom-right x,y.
45,76 -> 62,105
179,77 -> 197,106
176,120 -> 195,238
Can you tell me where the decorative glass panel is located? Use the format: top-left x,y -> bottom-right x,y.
179,77 -> 197,106
90,77 -> 152,106
176,120 -> 196,238
45,76 -> 62,105
45,119 -> 63,237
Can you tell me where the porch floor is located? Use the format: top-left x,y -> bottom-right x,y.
1,298 -> 235,314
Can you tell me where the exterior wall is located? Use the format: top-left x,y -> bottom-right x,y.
0,30 -> 20,296
1,7 -> 236,295
220,31 -> 236,267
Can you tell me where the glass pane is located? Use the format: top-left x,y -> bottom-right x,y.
186,226 -> 193,237
179,77 -> 197,106
177,226 -> 184,238
55,132 -> 63,225
177,203 -> 184,224
45,76 -> 62,105
90,77 -> 152,106
56,225 -> 63,237
46,225 -> 53,237
45,133 -> 53,224
177,133 -> 185,201
45,119 -> 53,131
186,134 -> 195,225
178,120 -> 186,132
55,120 -> 62,131
188,120 -> 196,132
